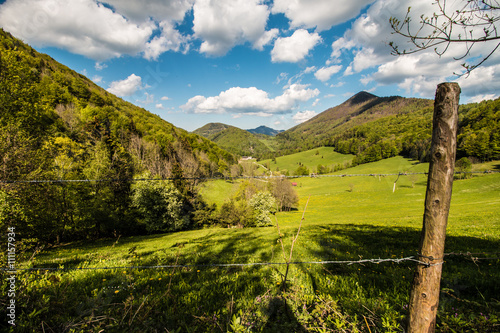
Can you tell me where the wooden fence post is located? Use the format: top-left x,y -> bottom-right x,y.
407,82 -> 460,332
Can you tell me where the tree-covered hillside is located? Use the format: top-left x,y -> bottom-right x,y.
274,91 -> 499,164
0,29 -> 236,244
194,122 -> 272,158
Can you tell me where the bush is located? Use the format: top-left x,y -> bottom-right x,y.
456,157 -> 473,179
249,191 -> 276,227
131,176 -> 187,233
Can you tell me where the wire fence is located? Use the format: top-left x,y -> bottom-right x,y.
1,170 -> 498,274
0,170 -> 498,184
2,252 -> 498,273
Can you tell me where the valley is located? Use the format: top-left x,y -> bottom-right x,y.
1,27 -> 499,332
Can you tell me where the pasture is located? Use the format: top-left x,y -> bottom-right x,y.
3,155 -> 499,332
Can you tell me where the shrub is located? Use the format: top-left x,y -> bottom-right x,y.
131,176 -> 187,233
249,191 -> 276,227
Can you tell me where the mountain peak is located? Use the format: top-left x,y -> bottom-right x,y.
246,126 -> 283,136
346,91 -> 378,105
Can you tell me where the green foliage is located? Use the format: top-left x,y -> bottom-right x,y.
458,98 -> 500,161
131,176 -> 186,233
455,157 -> 473,179
2,158 -> 498,332
194,123 -> 272,158
0,29 -> 237,244
249,191 -> 276,226
295,164 -> 310,176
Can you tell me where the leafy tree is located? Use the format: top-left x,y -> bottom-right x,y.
217,200 -> 255,228
249,191 -> 276,227
295,164 -> 310,176
131,176 -> 186,233
271,178 -> 299,212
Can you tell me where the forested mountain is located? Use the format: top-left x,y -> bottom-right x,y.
275,91 -> 499,164
194,123 -> 272,157
246,126 -> 283,136
0,29 -> 236,244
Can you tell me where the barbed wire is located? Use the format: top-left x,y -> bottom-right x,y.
0,170 -> 498,184
2,252 -> 498,273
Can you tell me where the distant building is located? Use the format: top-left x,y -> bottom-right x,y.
240,156 -> 253,161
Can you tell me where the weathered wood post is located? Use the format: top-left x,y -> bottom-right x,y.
407,82 -> 460,332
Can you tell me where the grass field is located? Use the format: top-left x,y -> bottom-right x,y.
2,156 -> 499,332
260,147 -> 354,174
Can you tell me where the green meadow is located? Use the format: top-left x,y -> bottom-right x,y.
260,146 -> 354,174
2,156 -> 499,332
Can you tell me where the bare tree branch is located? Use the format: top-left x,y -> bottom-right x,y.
390,0 -> 500,76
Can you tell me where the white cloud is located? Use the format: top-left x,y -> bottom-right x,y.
272,0 -> 375,31
314,65 -> 342,82
102,0 -> 193,23
107,74 -> 143,97
293,110 -> 317,123
303,66 -> 317,74
144,21 -> 190,60
330,0 -> 500,99
155,103 -> 164,109
456,64 -> 500,99
466,94 -> 498,104
193,0 -> 273,56
0,0 -> 155,61
253,28 -> 280,51
271,29 -> 321,63
161,96 -> 170,101
92,75 -> 103,83
95,62 -> 107,71
331,37 -> 357,59
181,84 -> 319,115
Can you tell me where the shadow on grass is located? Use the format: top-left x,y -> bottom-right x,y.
5,225 -> 499,332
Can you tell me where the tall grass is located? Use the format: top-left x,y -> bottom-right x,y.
2,157 -> 499,332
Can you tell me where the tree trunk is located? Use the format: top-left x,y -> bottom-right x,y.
407,82 -> 460,332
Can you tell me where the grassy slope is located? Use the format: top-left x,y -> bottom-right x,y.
261,146 -> 354,174
7,158 -> 500,332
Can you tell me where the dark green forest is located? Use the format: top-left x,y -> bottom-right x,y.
0,29 -> 238,245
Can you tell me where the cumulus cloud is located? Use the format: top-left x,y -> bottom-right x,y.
293,110 -> 317,123
144,21 -> 190,60
193,0 -> 274,56
0,0 -> 155,61
253,28 -> 280,51
456,64 -> 500,100
272,0 -> 375,31
107,74 -> 143,97
181,84 -> 319,115
271,29 -> 321,63
102,0 -> 193,23
314,65 -> 342,82
329,0 -> 500,99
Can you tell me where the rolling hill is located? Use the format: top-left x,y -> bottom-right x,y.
276,91 -> 434,156
193,123 -> 272,157
276,91 -> 500,164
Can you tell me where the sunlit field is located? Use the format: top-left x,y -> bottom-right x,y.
3,156 -> 499,332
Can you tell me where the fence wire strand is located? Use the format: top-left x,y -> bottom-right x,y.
2,252 -> 498,273
0,170 -> 498,184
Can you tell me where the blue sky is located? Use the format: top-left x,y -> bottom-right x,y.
1,0 -> 499,132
